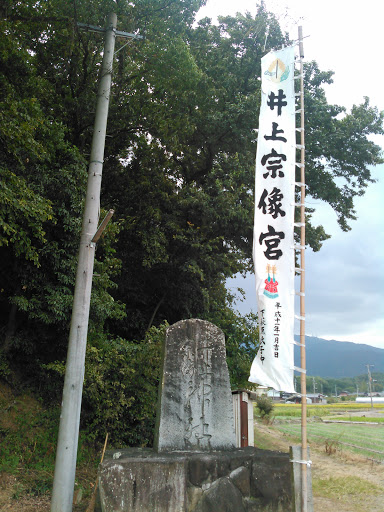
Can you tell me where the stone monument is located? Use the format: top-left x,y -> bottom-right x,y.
97,319 -> 294,512
154,319 -> 236,452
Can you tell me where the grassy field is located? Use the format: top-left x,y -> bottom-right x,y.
327,415 -> 384,422
254,402 -> 384,511
273,402 -> 384,418
268,403 -> 384,462
276,422 -> 384,461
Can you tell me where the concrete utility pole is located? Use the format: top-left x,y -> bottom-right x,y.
50,14 -> 142,512
366,364 -> 374,410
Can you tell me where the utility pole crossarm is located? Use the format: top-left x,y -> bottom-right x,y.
116,29 -> 144,40
77,21 -> 144,40
77,21 -> 106,34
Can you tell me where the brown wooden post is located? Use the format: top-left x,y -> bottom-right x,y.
298,26 -> 308,512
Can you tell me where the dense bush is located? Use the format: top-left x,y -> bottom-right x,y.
43,324 -> 165,447
326,397 -> 340,404
255,395 -> 275,418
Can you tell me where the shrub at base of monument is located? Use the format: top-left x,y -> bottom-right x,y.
97,447 -> 292,512
97,320 -> 293,512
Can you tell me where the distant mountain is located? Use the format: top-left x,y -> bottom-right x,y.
293,336 -> 384,378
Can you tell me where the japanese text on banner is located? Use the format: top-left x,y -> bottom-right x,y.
249,46 -> 296,393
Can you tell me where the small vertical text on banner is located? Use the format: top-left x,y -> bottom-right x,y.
249,46 -> 296,393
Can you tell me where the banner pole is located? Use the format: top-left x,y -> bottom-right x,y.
298,26 -> 308,512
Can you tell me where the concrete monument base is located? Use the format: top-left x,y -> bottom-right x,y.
97,447 -> 292,512
96,320 -> 297,511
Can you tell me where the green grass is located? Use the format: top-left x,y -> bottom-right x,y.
270,403 -> 384,418
268,403 -> 384,425
312,475 -> 382,499
312,476 -> 384,512
0,385 -> 98,503
327,415 -> 384,423
274,422 -> 384,461
251,426 -> 282,451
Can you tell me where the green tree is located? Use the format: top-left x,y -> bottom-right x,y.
99,8 -> 287,337
1,1 -> 383,444
4,2 -> 380,346
303,61 -> 384,237
42,324 -> 165,446
0,12 -> 84,354
201,285 -> 259,389
0,5 -> 124,359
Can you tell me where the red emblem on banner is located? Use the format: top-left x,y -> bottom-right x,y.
263,265 -> 279,299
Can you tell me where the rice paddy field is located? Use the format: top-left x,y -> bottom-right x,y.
273,402 -> 384,418
271,403 -> 384,462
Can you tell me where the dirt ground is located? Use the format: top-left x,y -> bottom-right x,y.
254,420 -> 384,512
0,420 -> 383,511
0,475 -> 88,512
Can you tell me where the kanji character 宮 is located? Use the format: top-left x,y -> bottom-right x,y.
259,225 -> 285,260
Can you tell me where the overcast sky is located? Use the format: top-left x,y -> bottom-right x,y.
197,0 -> 384,350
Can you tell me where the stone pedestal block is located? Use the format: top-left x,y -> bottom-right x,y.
97,448 -> 293,512
97,319 -> 296,511
98,452 -> 187,512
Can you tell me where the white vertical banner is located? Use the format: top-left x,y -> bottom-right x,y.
249,46 -> 296,393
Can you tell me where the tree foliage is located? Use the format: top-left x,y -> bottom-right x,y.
255,395 -> 274,419
296,372 -> 384,396
0,0 -> 383,444
303,62 -> 384,234
42,324 -> 165,446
